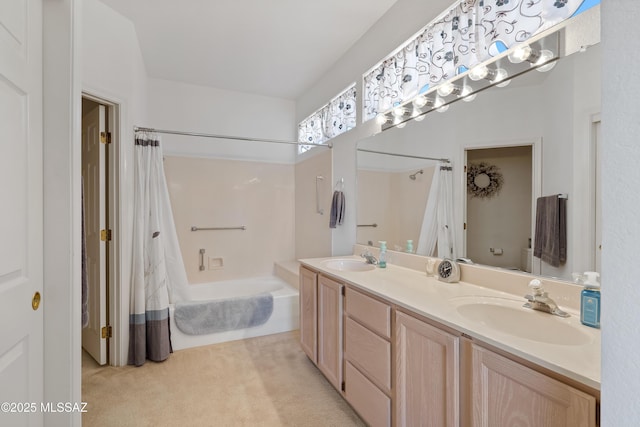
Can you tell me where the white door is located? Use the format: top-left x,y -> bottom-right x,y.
82,103 -> 107,365
0,0 -> 44,425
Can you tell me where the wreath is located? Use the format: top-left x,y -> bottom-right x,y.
467,162 -> 504,198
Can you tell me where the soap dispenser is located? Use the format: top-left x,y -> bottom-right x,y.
580,271 -> 601,329
378,241 -> 387,268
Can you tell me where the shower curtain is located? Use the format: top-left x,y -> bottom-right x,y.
416,162 -> 457,259
128,130 -> 189,366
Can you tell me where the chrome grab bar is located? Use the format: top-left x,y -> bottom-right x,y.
191,226 -> 246,231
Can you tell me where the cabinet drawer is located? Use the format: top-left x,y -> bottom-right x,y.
345,287 -> 391,339
345,317 -> 391,391
345,361 -> 391,427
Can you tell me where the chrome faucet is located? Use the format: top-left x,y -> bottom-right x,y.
360,251 -> 378,265
523,279 -> 570,318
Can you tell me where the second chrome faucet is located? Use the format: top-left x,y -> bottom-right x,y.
523,279 -> 570,318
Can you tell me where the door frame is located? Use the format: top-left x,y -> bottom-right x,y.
459,138 -> 542,273
82,91 -> 122,366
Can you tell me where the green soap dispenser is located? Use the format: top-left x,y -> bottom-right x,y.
378,241 -> 387,268
580,271 -> 600,329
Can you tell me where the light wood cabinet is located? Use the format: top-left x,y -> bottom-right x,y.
299,266 -> 317,363
470,344 -> 596,427
299,265 -> 598,427
395,311 -> 460,427
317,274 -> 344,392
344,287 -> 392,427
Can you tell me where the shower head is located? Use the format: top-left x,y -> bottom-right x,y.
409,169 -> 424,180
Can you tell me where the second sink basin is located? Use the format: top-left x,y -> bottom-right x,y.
321,259 -> 376,272
450,296 -> 592,346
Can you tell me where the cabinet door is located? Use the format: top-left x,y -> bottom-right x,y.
395,311 -> 460,427
299,267 -> 317,363
471,344 -> 596,427
318,274 -> 344,391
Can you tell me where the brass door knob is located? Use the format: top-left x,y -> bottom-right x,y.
32,291 -> 41,311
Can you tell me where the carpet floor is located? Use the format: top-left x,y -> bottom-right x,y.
82,331 -> 366,426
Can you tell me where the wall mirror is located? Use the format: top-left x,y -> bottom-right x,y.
356,24 -> 601,282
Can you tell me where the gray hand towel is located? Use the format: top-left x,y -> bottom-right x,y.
533,194 -> 567,267
329,190 -> 345,228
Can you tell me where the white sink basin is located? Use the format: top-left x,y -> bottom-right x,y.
321,259 -> 376,272
450,296 -> 591,346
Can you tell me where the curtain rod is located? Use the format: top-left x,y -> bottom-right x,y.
134,126 -> 332,148
357,148 -> 450,163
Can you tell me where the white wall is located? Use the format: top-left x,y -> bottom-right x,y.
295,0 -> 454,256
601,1 -> 640,423
147,78 -> 297,163
82,0 -> 149,366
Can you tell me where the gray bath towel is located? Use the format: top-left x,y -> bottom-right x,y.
329,190 -> 345,228
533,194 -> 567,267
174,293 -> 274,335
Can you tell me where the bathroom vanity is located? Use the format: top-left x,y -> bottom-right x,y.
299,252 -> 600,427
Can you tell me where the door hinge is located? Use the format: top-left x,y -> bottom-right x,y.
463,222 -> 467,230
464,165 -> 467,172
341,381 -> 345,392
100,229 -> 112,241
100,131 -> 112,144
341,286 -> 345,296
101,325 -> 112,339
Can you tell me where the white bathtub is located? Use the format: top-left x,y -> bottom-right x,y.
169,276 -> 299,351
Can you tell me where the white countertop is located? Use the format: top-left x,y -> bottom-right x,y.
300,256 -> 601,391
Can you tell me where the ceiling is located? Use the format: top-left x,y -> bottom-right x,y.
100,0 -> 399,100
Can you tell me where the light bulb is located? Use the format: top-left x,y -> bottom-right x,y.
412,95 -> 428,108
459,85 -> 476,102
469,64 -> 488,81
392,106 -> 406,117
434,97 -> 448,112
437,82 -> 455,97
535,50 -> 556,72
397,122 -> 407,129
508,45 -> 532,64
493,68 -> 510,87
414,114 -> 426,122
375,114 -> 388,125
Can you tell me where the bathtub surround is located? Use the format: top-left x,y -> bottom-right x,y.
129,131 -> 189,366
174,293 -> 274,335
164,156 -> 295,284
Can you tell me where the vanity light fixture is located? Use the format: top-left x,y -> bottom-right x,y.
508,45 -> 556,72
436,82 -> 456,97
434,97 -> 449,113
375,114 -> 389,125
468,65 -> 510,86
459,85 -> 477,102
412,95 -> 430,108
392,106 -> 406,117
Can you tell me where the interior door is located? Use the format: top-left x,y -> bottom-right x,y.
0,0 -> 44,425
82,103 -> 107,365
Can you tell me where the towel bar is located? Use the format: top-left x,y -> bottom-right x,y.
191,226 -> 246,231
357,223 -> 378,228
